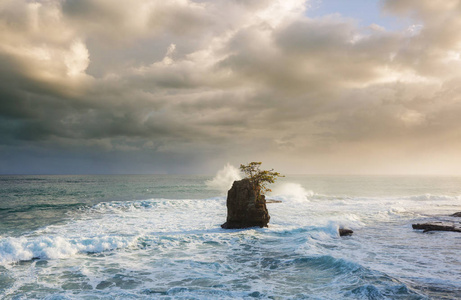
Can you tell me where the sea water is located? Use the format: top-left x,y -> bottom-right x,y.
1,172 -> 461,299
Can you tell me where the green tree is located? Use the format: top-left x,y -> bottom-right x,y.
240,162 -> 284,197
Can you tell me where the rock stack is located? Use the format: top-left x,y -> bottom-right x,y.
221,178 -> 270,229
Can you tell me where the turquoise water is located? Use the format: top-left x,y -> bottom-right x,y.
0,175 -> 214,236
1,174 -> 461,299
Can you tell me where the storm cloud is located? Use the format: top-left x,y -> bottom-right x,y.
1,0 -> 461,174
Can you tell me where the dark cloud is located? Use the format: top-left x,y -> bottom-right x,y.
1,0 -> 461,174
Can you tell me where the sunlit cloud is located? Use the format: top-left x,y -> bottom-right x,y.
1,0 -> 461,174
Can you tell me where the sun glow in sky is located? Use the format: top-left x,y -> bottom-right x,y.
1,0 -> 461,175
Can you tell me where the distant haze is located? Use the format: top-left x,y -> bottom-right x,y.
1,0 -> 461,175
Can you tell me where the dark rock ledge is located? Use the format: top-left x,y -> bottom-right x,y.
412,212 -> 461,233
412,222 -> 461,233
265,199 -> 282,204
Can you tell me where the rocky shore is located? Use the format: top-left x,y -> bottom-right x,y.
412,212 -> 461,233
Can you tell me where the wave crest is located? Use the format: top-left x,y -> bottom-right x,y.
407,194 -> 461,201
0,235 -> 136,264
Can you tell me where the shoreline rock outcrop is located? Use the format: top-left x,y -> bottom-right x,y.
412,222 -> 461,233
221,178 -> 270,229
412,212 -> 461,233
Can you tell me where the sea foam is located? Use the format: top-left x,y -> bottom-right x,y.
0,235 -> 137,264
3,175 -> 461,299
271,182 -> 314,202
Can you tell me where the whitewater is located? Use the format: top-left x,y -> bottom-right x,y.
1,169 -> 461,299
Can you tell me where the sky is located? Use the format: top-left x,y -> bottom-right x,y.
1,0 -> 461,175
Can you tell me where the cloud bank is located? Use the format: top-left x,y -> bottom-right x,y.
1,0 -> 461,174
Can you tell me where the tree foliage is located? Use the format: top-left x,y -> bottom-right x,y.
239,162 -> 284,196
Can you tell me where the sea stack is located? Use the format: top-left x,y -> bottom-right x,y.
221,178 -> 270,229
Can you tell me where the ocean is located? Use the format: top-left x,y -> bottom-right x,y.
1,171 -> 461,299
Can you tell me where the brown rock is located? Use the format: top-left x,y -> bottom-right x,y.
451,212 -> 461,217
412,222 -> 461,233
221,179 -> 270,229
339,228 -> 353,236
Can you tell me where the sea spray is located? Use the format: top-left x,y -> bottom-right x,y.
271,182 -> 313,202
205,163 -> 241,194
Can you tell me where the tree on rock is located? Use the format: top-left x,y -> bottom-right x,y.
221,162 -> 283,229
240,162 -> 284,198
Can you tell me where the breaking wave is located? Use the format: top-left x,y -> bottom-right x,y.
271,182 -> 314,202
205,163 -> 241,194
1,175 -> 461,299
0,235 -> 136,264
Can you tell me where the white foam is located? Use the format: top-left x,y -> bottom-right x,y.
271,182 -> 313,203
2,186 -> 461,299
0,198 -> 228,265
0,235 -> 136,264
206,163 -> 242,194
407,193 -> 461,201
